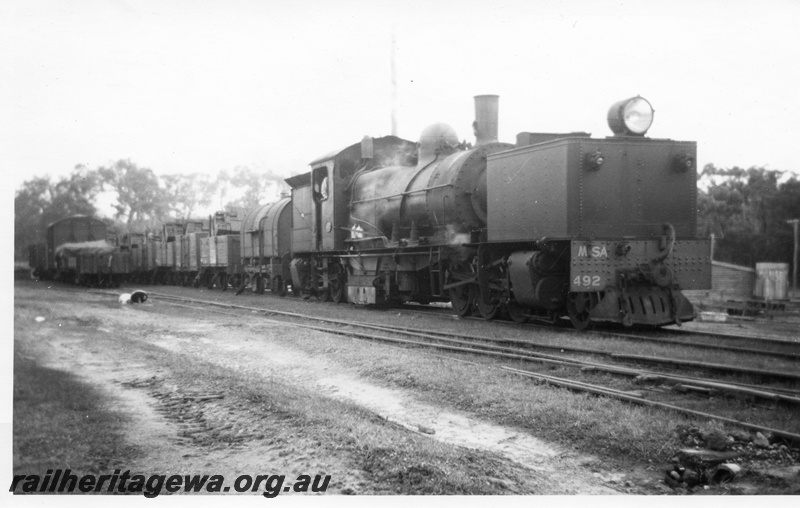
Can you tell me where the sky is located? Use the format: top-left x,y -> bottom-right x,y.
2,0 -> 800,201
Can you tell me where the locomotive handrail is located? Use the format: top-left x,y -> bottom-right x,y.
290,200 -> 313,230
344,236 -> 390,244
397,153 -> 441,221
349,183 -> 453,205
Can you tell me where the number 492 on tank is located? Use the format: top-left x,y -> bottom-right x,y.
573,275 -> 601,287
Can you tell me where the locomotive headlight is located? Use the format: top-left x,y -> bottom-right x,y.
607,96 -> 654,136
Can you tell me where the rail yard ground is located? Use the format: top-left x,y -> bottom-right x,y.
12,281 -> 800,496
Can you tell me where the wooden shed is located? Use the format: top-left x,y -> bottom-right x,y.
711,261 -> 755,299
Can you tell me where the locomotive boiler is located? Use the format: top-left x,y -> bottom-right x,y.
348,96 -> 511,246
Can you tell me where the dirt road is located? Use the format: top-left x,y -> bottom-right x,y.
14,282 -> 623,495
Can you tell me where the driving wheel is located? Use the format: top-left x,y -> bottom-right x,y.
329,263 -> 347,303
567,292 -> 592,330
449,284 -> 474,317
476,292 -> 501,320
272,276 -> 286,297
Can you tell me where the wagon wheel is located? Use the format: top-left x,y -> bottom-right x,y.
449,283 -> 474,317
506,301 -> 529,323
567,292 -> 592,331
329,263 -> 347,304
318,284 -> 331,302
235,275 -> 248,295
273,276 -> 287,297
476,291 -> 501,320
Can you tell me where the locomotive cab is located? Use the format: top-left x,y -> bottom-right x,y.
286,136 -> 418,298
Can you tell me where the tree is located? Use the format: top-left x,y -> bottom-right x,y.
15,176 -> 53,260
216,165 -> 289,211
14,167 -> 101,260
46,166 -> 101,226
97,160 -> 172,228
698,164 -> 799,273
162,172 -> 217,219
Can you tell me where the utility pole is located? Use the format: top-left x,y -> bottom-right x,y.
788,218 -> 799,297
710,232 -> 715,261
390,28 -> 398,137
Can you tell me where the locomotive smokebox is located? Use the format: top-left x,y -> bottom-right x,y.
474,95 -> 499,145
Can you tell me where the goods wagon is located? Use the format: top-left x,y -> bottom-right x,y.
30,215 -> 129,286
238,198 -> 292,295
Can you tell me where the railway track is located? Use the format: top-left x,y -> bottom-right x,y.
225,284 -> 800,360
92,284 -> 800,382
593,329 -> 800,360
657,326 -> 800,346
37,282 -> 800,443
124,289 -> 800,443
395,302 -> 800,361
60,280 -> 800,363
70,275 -> 796,355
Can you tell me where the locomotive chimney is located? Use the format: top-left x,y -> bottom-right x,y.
473,94 -> 499,145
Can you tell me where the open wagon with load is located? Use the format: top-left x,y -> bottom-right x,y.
199,210 -> 243,290
29,215 -> 129,287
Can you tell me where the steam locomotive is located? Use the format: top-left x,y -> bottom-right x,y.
30,95 -> 711,329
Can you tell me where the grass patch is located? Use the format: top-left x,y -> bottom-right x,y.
13,352 -> 140,486
120,335 -> 544,494
282,334 -> 726,463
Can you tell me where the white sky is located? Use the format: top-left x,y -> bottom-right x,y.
2,0 -> 800,196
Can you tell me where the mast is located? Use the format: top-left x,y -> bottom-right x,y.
391,28 -> 398,136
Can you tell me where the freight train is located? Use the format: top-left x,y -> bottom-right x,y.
29,95 -> 712,329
